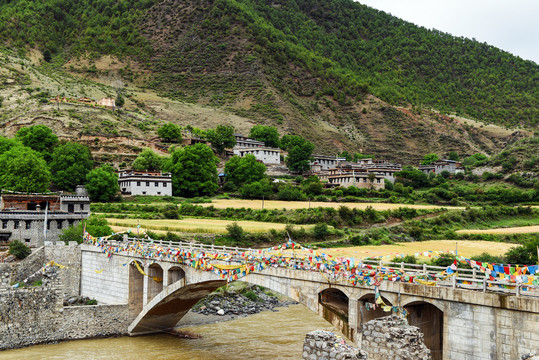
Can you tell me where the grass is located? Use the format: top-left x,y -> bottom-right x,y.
106,217 -> 316,234
201,199 -> 462,211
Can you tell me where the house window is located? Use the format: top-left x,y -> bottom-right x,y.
137,181 -> 141,186
58,221 -> 63,229
155,182 -> 159,187
80,204 -> 84,210
68,204 -> 74,213
146,182 -> 150,187
2,221 -> 7,229
24,238 -> 31,243
163,182 -> 167,187
25,221 -> 31,229
142,191 -> 146,195
47,221 -> 51,230
14,221 -> 20,229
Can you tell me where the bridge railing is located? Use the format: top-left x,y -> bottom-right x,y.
92,237 -> 538,298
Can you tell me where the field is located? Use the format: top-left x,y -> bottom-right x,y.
456,226 -> 539,235
106,217 -> 315,234
303,240 -> 516,260
201,199 -> 461,211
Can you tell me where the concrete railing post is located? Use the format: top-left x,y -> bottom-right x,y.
452,275 -> 457,288
516,284 -> 521,297
473,268 -> 476,279
400,262 -> 404,271
422,263 -> 427,275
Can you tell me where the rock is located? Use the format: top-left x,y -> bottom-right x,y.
217,309 -> 225,316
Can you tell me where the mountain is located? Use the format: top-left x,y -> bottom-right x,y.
0,0 -> 537,162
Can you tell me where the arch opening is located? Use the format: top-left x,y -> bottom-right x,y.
128,261 -> 144,319
358,293 -> 393,325
319,288 -> 350,339
404,301 -> 443,360
147,263 -> 164,303
168,266 -> 185,286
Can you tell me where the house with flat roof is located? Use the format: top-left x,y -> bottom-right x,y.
233,147 -> 281,165
118,170 -> 172,196
0,189 -> 90,247
419,160 -> 464,175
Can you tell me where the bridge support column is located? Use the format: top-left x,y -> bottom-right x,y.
162,267 -> 169,287
143,264 -> 149,307
348,296 -> 359,343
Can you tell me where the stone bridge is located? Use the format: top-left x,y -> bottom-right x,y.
80,242 -> 539,360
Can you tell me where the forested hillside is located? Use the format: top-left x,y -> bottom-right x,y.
0,0 -> 536,129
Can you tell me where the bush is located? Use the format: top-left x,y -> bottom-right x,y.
226,222 -> 245,241
8,240 -> 31,259
313,223 -> 329,240
390,254 -> 417,264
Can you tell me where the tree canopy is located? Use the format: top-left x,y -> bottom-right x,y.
15,125 -> 58,158
157,123 -> 183,143
206,125 -> 236,154
224,154 -> 266,187
164,143 -> 219,197
86,165 -> 119,202
133,148 -> 164,171
0,146 -> 51,192
283,135 -> 314,173
421,153 -> 440,165
249,125 -> 280,148
50,142 -> 93,191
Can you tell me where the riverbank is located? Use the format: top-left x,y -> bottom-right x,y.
177,282 -> 298,328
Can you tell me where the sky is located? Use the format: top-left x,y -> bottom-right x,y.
357,0 -> 539,64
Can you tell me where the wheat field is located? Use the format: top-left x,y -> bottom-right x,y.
456,226 -> 539,235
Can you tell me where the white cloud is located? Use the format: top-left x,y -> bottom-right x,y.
357,0 -> 539,63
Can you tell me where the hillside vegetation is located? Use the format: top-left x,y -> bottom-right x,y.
1,0 -> 537,129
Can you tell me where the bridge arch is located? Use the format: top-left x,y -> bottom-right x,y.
167,266 -> 185,286
357,293 -> 394,325
402,300 -> 444,360
147,263 -> 164,303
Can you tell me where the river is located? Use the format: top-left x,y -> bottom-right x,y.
0,305 -> 345,360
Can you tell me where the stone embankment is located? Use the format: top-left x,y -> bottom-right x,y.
191,283 -> 298,317
302,315 -> 430,360
0,243 -> 129,351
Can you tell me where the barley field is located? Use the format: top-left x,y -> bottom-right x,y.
303,240 -> 515,260
106,217 -> 315,234
456,226 -> 539,235
201,199 -> 461,211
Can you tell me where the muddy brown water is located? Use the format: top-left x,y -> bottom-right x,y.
0,305 -> 346,360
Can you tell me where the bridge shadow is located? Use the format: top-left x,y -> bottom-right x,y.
403,301 -> 443,360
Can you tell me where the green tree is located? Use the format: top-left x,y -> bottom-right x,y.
86,165 -> 119,202
421,153 -> 439,165
164,143 -> 219,197
157,123 -> 183,143
15,125 -> 58,159
448,151 -> 460,161
395,166 -> 429,188
59,215 -> 113,244
313,223 -> 329,239
50,142 -> 93,191
339,151 -> 353,161
226,222 -> 245,242
206,125 -> 235,154
224,154 -> 266,187
0,136 -> 21,155
8,240 -> 31,259
283,136 -> 314,173
249,125 -> 280,148
0,146 -> 51,192
133,148 -> 163,171
115,93 -> 125,108
239,179 -> 273,199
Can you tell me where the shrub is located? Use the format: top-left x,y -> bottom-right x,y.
226,222 -> 245,241
313,223 -> 329,240
8,240 -> 31,259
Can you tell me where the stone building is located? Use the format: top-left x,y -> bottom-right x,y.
0,189 -> 90,247
233,134 -> 265,148
118,170 -> 172,196
233,147 -> 281,165
327,172 -> 385,190
419,159 -> 464,175
310,155 -> 346,171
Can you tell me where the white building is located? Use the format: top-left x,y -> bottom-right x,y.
418,160 -> 464,175
233,134 -> 265,148
233,147 -> 281,165
118,170 -> 172,196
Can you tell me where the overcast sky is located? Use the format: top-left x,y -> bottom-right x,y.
357,0 -> 539,64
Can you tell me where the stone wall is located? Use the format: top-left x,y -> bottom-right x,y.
0,283 -> 128,350
0,247 -> 45,288
44,242 -> 81,296
361,315 -> 430,360
303,330 -> 368,360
